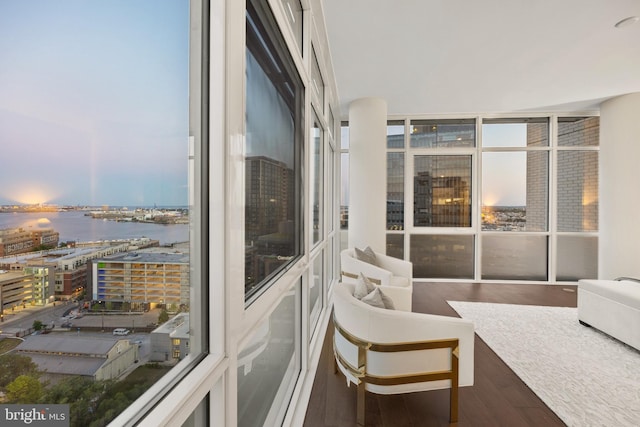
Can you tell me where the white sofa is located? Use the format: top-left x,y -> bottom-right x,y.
333,282 -> 475,425
340,248 -> 413,311
578,278 -> 640,351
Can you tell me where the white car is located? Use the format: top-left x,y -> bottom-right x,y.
112,328 -> 130,336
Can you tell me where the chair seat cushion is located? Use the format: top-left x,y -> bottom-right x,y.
390,276 -> 410,288
579,279 -> 640,311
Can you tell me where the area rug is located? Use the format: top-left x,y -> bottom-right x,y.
447,301 -> 640,427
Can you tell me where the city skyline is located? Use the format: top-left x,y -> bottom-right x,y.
0,1 -> 189,207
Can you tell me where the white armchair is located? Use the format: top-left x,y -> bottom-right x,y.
340,248 -> 413,311
333,282 -> 475,425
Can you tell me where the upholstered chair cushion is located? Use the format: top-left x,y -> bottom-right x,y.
341,248 -> 413,311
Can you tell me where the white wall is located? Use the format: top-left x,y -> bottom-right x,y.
599,92 -> 640,279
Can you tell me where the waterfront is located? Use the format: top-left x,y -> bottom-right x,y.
0,210 -> 188,245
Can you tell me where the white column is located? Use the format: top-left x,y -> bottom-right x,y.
599,92 -> 640,279
348,97 -> 387,253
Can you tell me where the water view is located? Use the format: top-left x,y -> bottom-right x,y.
0,210 -> 188,245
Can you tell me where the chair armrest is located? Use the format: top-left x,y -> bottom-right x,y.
376,252 -> 413,280
341,254 -> 393,286
378,285 -> 412,312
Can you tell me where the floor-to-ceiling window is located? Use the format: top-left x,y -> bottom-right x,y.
555,117 -> 599,281
408,119 -> 476,279
1,0 -> 340,426
373,115 -> 599,283
481,118 -> 550,280
339,122 -> 350,251
387,120 -> 405,259
0,2 -> 209,426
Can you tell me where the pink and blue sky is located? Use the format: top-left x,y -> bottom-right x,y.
0,1 -> 189,206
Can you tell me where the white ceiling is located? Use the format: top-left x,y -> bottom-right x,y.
322,0 -> 640,117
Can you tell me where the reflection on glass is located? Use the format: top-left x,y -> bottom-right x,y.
340,121 -> 349,150
557,151 -> 598,232
245,1 -> 303,300
310,252 -> 323,338
328,144 -> 335,233
311,46 -> 324,111
340,152 -> 349,230
387,152 -> 404,230
328,109 -> 335,140
279,0 -> 303,53
410,119 -> 475,148
482,235 -> 548,280
558,117 -> 599,147
386,234 -> 404,260
557,236 -> 597,281
237,281 -> 300,427
182,395 -> 209,427
410,234 -> 474,279
387,120 -> 404,149
482,118 -> 549,147
482,152 -> 548,232
311,116 -> 323,244
414,156 -> 472,227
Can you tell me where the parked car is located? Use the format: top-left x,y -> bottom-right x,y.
113,328 -> 130,336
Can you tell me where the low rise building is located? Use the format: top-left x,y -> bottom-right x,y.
0,270 -> 34,316
15,335 -> 138,383
1,243 -> 132,300
92,250 -> 189,311
149,313 -> 189,363
0,228 -> 35,256
0,227 -> 59,257
23,265 -> 55,305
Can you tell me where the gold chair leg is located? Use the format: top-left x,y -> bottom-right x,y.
450,347 -> 460,423
450,382 -> 458,423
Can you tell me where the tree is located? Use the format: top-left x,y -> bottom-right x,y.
6,375 -> 42,403
0,354 -> 38,388
32,320 -> 44,331
158,308 -> 169,324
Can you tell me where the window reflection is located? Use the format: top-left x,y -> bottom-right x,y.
482,235 -> 548,280
237,281 -> 300,427
414,156 -> 472,227
410,119 -> 475,148
410,234 -> 474,279
310,252 -> 323,338
387,153 -> 404,230
311,116 -> 323,245
245,1 -> 304,301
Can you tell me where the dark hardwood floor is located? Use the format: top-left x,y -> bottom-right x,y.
303,282 -> 578,427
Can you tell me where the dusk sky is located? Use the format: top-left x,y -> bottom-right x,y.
0,1 -> 189,207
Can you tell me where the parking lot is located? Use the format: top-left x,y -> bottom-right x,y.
58,308 -> 162,333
